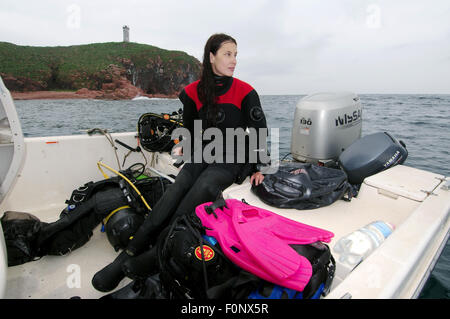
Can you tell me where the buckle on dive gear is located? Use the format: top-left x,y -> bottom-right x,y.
71,194 -> 85,203
205,198 -> 228,219
322,255 -> 336,296
205,206 -> 217,218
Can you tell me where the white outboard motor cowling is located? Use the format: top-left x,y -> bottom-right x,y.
290,92 -> 362,164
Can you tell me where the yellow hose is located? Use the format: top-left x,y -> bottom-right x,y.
97,161 -> 152,211
103,205 -> 131,225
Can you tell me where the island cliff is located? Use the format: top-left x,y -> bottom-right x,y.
0,41 -> 201,100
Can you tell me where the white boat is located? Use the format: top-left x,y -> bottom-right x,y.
0,77 -> 449,299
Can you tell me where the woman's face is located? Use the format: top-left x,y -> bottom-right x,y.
210,41 -> 237,77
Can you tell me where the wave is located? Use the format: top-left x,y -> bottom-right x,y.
132,96 -> 152,101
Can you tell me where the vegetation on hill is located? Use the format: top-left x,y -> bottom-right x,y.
0,41 -> 201,95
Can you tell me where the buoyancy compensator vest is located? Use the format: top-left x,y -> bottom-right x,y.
157,213 -> 242,299
0,163 -> 172,266
45,166 -> 172,255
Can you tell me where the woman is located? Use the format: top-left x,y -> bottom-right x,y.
92,33 -> 269,292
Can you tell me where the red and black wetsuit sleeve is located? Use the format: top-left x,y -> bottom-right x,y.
178,88 -> 198,150
241,89 -> 269,170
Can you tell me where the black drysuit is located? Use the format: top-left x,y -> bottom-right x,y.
124,76 -> 268,256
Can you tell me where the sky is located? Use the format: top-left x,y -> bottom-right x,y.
1,0 -> 449,95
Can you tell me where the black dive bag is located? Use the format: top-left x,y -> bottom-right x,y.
251,162 -> 352,210
248,242 -> 335,299
1,211 -> 45,266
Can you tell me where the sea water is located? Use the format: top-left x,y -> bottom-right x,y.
13,94 -> 450,298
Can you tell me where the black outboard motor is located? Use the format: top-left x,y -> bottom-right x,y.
338,132 -> 408,185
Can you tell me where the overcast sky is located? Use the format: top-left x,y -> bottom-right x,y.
1,0 -> 449,94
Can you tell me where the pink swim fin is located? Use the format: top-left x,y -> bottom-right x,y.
195,199 -> 334,291
232,206 -> 333,281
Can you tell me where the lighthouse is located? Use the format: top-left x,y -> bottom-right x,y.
123,25 -> 130,42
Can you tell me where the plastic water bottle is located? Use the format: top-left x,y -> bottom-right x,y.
333,221 -> 395,268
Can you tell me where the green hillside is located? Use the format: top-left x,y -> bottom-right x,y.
0,41 -> 201,92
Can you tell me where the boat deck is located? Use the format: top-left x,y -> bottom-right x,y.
1,133 -> 449,299
5,213 -> 131,299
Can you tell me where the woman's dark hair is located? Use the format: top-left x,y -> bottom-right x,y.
198,33 -> 237,125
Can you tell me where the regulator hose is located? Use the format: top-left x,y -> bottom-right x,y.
96,161 -> 152,211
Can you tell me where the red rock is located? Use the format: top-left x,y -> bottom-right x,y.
102,83 -> 116,91
3,54 -> 201,100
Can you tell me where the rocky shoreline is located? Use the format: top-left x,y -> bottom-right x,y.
8,65 -> 180,100
2,42 -> 201,101
11,89 -> 177,100
10,74 -> 179,100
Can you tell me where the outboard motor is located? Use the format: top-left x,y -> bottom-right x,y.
291,92 -> 362,165
338,132 -> 408,184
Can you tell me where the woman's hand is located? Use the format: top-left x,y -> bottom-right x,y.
250,171 -> 264,186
